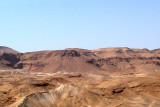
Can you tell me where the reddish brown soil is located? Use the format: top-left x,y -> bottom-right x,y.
0,47 -> 160,107
14,47 -> 160,73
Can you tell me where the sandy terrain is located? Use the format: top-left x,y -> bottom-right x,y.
0,47 -> 160,107
0,70 -> 160,107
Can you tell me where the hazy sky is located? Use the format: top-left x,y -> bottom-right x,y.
0,0 -> 160,52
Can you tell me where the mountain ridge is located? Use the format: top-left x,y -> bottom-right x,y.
0,46 -> 160,73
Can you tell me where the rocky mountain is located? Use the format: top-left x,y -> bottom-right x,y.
15,47 -> 160,73
15,49 -> 101,72
0,46 -> 160,73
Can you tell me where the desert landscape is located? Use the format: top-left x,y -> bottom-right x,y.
0,46 -> 160,107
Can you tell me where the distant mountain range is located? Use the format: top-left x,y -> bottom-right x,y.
0,46 -> 160,73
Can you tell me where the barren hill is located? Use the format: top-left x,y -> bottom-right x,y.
15,49 -> 101,72
0,46 -> 20,69
0,46 -> 19,54
13,47 -> 160,73
0,46 -> 159,73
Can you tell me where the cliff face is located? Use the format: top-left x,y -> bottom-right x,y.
90,47 -> 160,73
14,47 -> 160,73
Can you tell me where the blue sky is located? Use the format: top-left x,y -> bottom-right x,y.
0,0 -> 160,52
